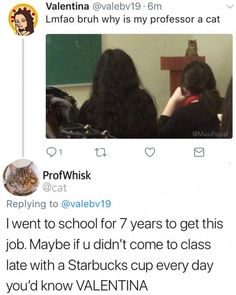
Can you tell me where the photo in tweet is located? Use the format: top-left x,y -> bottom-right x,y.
46,34 -> 232,139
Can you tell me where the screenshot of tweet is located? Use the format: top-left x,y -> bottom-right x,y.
0,0 -> 235,294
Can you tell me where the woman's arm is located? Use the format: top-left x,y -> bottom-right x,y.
162,87 -> 186,117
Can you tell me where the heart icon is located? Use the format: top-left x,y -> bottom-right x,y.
145,147 -> 155,157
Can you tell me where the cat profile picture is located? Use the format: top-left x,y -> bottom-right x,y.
3,159 -> 39,196
9,3 -> 38,36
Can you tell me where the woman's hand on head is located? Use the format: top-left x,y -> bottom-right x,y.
162,87 -> 187,117
170,87 -> 186,104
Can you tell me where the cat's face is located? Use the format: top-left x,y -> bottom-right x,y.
188,40 -> 197,47
5,163 -> 38,195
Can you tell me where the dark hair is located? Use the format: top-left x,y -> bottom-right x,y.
14,9 -> 34,34
83,49 -> 158,138
181,61 -> 222,116
221,79 -> 232,137
91,49 -> 141,99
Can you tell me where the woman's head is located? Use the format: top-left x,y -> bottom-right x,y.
91,49 -> 140,100
86,49 -> 157,137
181,61 -> 222,116
14,9 -> 34,34
181,61 -> 216,95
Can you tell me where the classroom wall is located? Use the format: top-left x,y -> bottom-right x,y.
61,34 -> 232,113
193,34 -> 232,96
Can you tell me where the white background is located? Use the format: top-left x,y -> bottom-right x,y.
0,0 -> 235,294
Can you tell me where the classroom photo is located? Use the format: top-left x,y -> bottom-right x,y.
46,34 -> 232,139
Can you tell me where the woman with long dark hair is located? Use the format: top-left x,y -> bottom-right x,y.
78,49 -> 158,138
14,9 -> 34,36
158,61 -> 222,138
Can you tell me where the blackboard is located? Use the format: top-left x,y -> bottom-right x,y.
46,34 -> 102,85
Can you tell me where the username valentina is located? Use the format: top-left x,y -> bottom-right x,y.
46,2 -> 89,10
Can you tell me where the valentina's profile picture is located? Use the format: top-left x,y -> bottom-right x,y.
3,159 -> 39,196
9,3 -> 38,36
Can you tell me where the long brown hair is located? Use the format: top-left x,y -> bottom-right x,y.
14,9 -> 34,34
181,61 -> 222,117
86,49 -> 158,138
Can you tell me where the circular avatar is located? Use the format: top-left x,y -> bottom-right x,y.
9,3 -> 38,36
3,159 -> 39,196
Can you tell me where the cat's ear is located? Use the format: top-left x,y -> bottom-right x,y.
27,162 -> 34,171
9,164 -> 17,174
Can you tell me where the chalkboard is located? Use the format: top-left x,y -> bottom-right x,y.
46,34 -> 102,85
